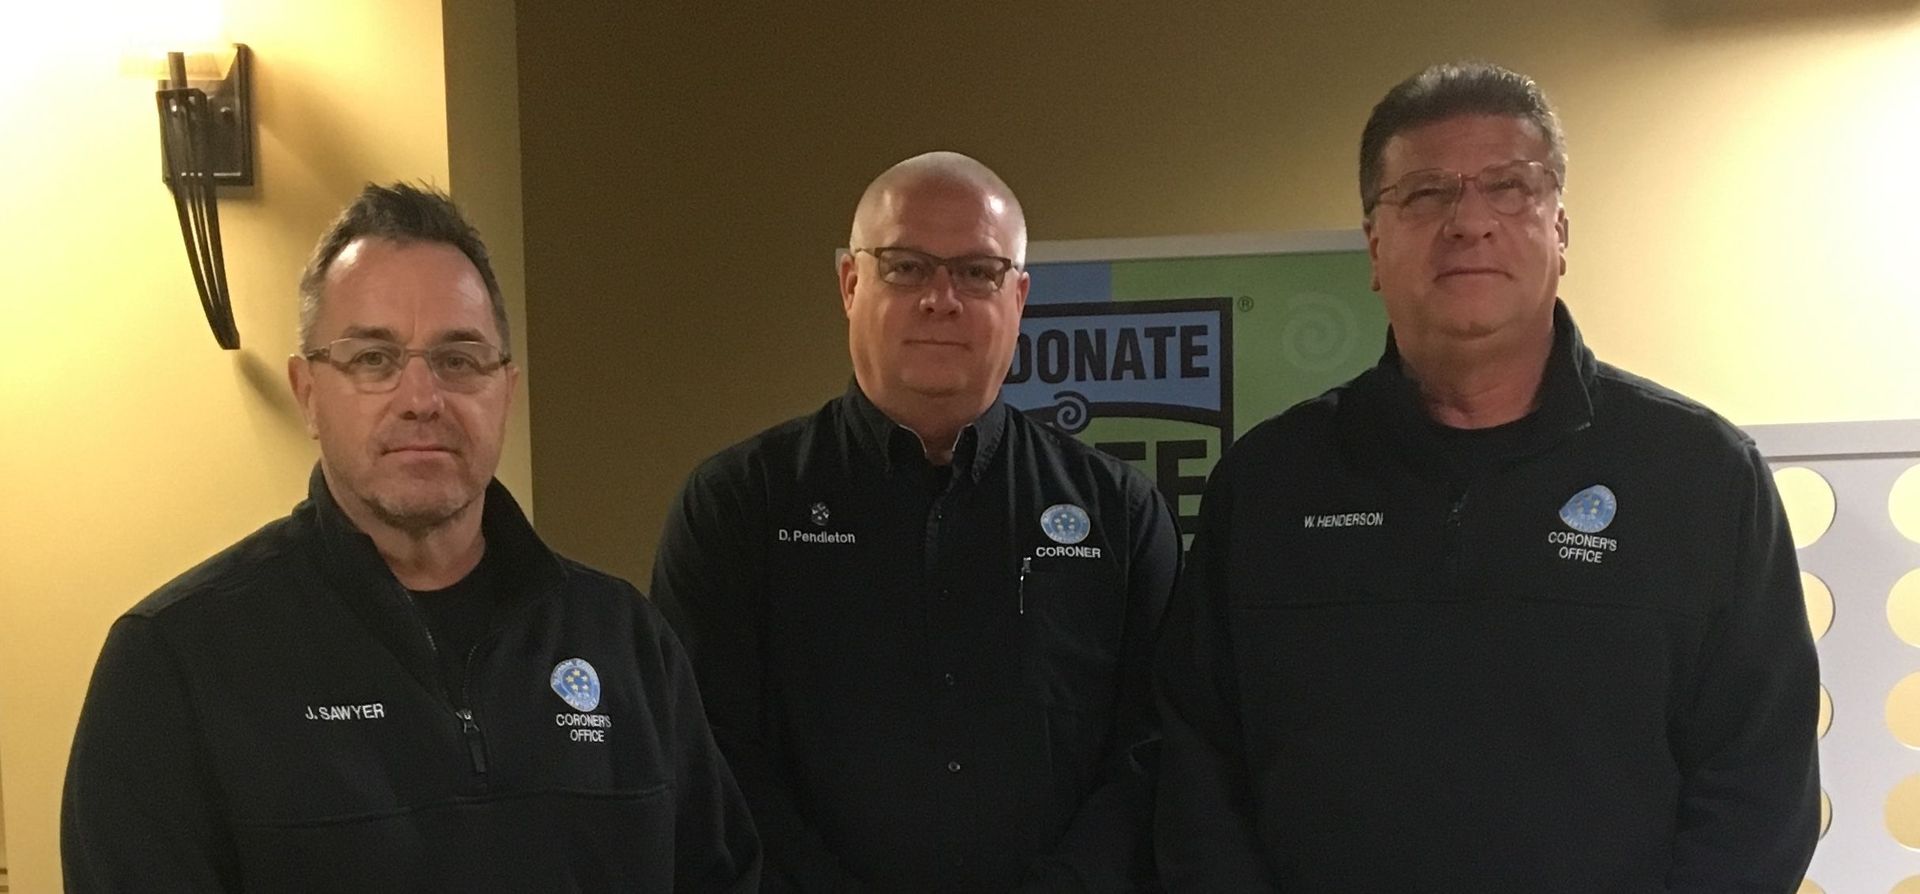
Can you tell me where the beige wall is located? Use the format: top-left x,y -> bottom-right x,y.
0,1 -> 524,887
446,0 -> 534,500
517,3 -> 1920,587
4,2 -> 1912,885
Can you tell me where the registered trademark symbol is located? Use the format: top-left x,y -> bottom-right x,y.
1237,296 -> 1254,312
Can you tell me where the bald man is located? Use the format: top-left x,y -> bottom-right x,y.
652,152 -> 1179,891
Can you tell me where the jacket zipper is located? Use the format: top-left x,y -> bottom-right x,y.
441,594 -> 550,778
1018,557 -> 1032,615
455,642 -> 489,775
456,707 -> 489,774
396,586 -> 491,777
1444,487 -> 1469,589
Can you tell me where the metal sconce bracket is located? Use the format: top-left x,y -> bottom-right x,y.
156,44 -> 252,349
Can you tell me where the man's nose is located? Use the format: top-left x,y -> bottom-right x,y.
918,268 -> 963,314
1442,182 -> 1499,240
391,354 -> 445,417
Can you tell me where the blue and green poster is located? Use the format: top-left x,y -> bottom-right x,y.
1005,233 -> 1388,535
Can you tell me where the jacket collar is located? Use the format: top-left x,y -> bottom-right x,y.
841,379 -> 1008,483
300,463 -> 565,694
1344,299 -> 1596,480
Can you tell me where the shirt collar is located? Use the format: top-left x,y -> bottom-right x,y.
306,462 -> 563,599
301,462 -> 564,697
1347,298 -> 1596,477
841,379 -> 1009,482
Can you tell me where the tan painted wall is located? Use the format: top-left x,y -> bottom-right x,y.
0,1 -> 525,887
445,0 -> 533,499
517,3 -> 1920,587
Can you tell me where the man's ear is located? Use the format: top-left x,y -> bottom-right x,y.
288,353 -> 320,439
503,361 -> 521,414
1364,218 -> 1383,292
1557,208 -> 1570,275
838,251 -> 859,319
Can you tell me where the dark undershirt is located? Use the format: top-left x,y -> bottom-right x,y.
923,462 -> 953,496
410,547 -> 502,705
1430,411 -> 1540,481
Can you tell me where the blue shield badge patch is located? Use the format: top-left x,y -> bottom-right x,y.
550,658 -> 601,712
1040,503 -> 1092,545
1559,485 -> 1618,534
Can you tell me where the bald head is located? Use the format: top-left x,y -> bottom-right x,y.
849,151 -> 1028,265
838,151 -> 1032,457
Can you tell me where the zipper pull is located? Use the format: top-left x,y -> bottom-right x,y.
456,708 -> 489,775
1018,557 -> 1032,615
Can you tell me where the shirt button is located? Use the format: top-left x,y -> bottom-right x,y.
946,760 -> 962,773
943,672 -> 956,687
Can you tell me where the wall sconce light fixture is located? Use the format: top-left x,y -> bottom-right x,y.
156,43 -> 252,349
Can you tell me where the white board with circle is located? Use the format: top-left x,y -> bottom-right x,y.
1749,419 -> 1920,893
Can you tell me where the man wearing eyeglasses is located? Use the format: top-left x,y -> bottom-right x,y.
652,152 -> 1179,891
1156,62 -> 1819,890
62,183 -> 759,891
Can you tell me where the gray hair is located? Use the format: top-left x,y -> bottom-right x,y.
297,182 -> 508,349
1359,61 -> 1567,217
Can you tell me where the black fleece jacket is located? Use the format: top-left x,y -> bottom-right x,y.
63,467 -> 760,892
1156,302 -> 1820,892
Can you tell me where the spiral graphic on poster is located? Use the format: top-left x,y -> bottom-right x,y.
1279,293 -> 1361,372
1049,391 -> 1092,434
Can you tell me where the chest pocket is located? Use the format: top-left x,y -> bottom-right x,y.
1018,562 -> 1125,714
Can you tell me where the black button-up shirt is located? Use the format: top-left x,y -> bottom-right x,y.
653,384 -> 1179,892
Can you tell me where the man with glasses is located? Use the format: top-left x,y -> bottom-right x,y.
1156,62 -> 1819,889
63,183 -> 759,891
652,152 -> 1179,891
